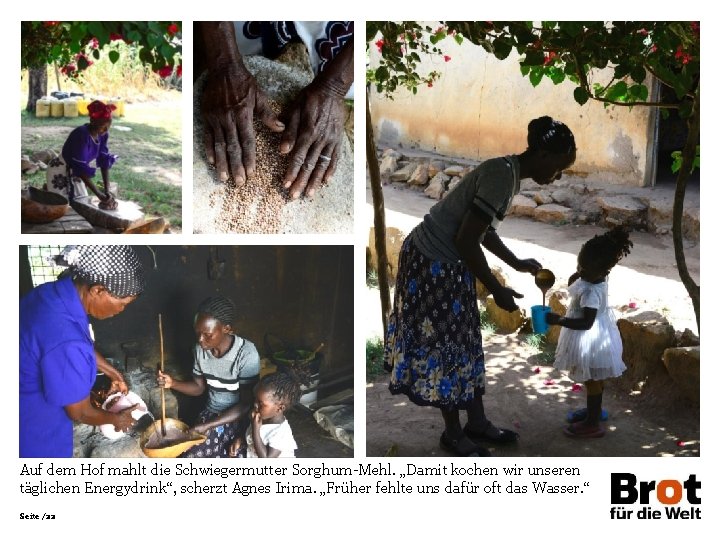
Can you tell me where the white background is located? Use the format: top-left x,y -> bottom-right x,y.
7,2 -> 716,537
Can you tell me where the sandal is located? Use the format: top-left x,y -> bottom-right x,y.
563,422 -> 605,438
464,423 -> 519,444
440,432 -> 491,457
566,408 -> 609,423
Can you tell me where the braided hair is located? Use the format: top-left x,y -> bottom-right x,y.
527,116 -> 576,155
197,296 -> 235,326
579,227 -> 633,276
259,371 -> 302,409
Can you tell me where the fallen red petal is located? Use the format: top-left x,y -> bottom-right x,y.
676,440 -> 685,447
533,367 -> 541,374
571,384 -> 582,393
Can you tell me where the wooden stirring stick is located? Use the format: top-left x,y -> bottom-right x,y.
159,313 -> 166,437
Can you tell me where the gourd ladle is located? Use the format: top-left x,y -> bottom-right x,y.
535,269 -> 556,306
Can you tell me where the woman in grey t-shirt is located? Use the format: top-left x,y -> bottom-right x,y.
158,296 -> 260,457
384,116 -> 576,456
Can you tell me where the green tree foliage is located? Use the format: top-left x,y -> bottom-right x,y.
21,21 -> 182,77
369,21 -> 697,111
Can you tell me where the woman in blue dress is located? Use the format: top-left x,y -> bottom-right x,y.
20,245 -> 145,457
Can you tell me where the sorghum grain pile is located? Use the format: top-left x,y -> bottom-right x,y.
212,101 -> 290,233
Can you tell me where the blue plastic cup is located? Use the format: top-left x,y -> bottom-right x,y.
531,305 -> 551,334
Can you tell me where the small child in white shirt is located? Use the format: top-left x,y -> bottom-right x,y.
230,371 -> 301,458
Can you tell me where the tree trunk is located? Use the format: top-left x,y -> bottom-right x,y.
26,67 -> 47,112
54,63 -> 62,93
366,91 -> 392,339
672,87 -> 700,334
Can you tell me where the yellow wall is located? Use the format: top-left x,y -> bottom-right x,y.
369,37 -> 657,186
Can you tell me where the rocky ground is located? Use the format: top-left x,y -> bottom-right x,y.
375,147 -> 699,241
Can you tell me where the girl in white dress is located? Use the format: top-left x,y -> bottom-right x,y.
547,228 -> 632,438
229,371 -> 301,457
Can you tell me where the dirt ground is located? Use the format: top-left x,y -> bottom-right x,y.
365,183 -> 700,458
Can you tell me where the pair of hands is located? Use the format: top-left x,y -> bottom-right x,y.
490,258 -> 542,313
202,65 -> 343,199
79,173 -> 118,210
98,193 -> 117,210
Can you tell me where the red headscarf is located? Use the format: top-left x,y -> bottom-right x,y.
87,100 -> 117,120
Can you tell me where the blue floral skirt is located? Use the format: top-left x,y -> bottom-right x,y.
384,237 -> 485,410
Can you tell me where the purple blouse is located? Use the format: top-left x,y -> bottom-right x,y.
62,124 -> 118,178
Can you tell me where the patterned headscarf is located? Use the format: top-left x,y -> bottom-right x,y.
57,245 -> 145,298
87,100 -> 116,121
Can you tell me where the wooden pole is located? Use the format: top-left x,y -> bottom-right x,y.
159,313 -> 166,436
366,91 -> 391,339
672,87 -> 700,334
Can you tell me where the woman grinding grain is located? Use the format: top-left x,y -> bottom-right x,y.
46,100 -> 119,210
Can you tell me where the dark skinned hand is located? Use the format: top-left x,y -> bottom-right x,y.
251,407 -> 263,430
202,63 -> 285,186
546,312 -> 563,326
514,258 -> 542,274
156,370 -> 174,389
229,436 -> 246,457
78,173 -> 117,210
193,423 -> 211,435
491,285 -> 524,313
279,85 -> 344,198
98,193 -> 118,210
112,403 -> 139,432
108,376 -> 128,395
